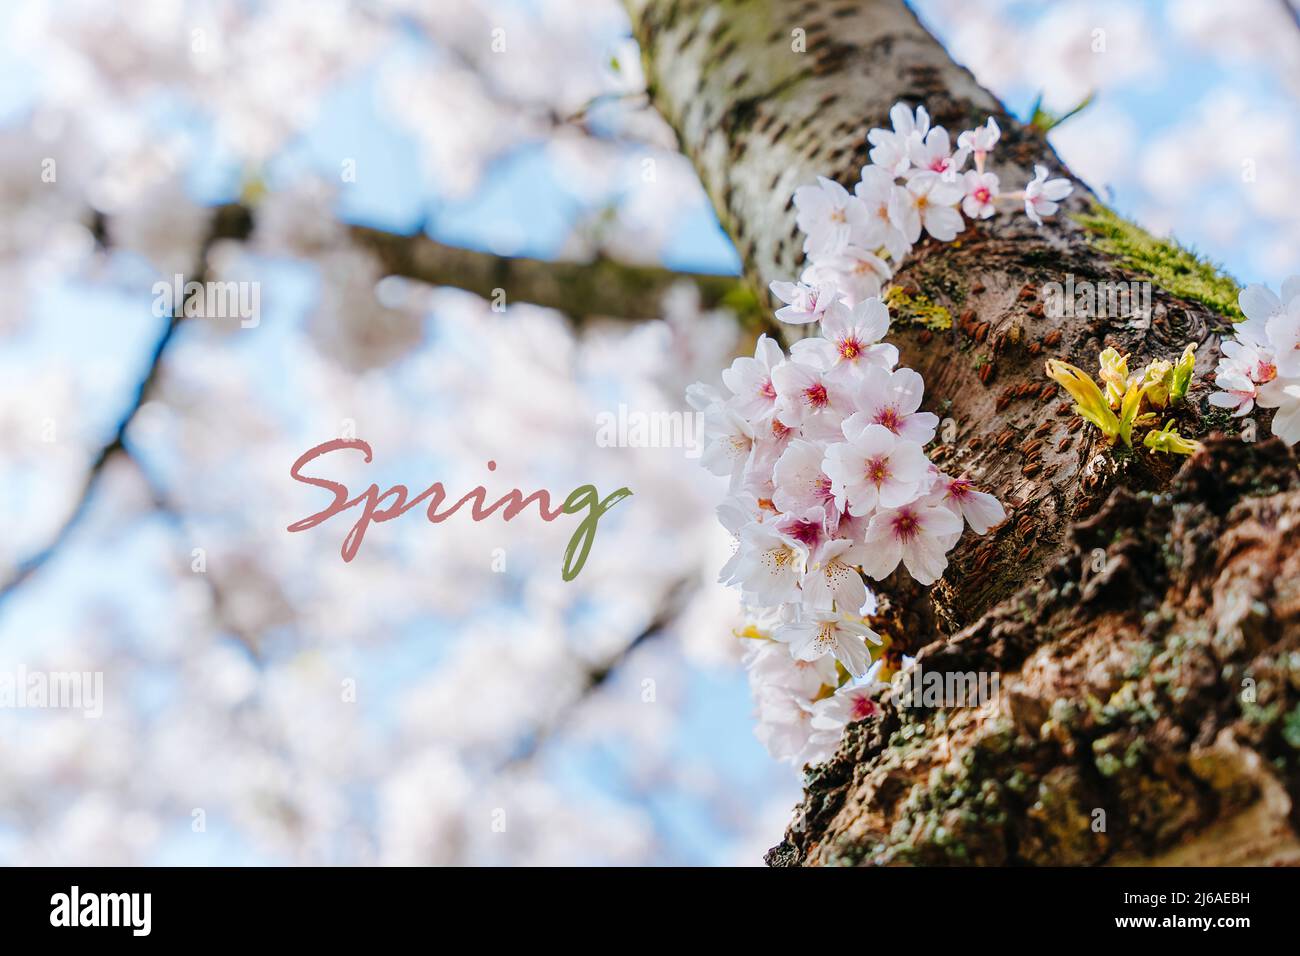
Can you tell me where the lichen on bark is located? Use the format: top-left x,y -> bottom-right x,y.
768,438 -> 1300,866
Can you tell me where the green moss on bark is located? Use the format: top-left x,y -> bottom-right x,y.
1074,203 -> 1244,321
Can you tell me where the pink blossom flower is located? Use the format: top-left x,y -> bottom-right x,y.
732,523 -> 807,606
841,365 -> 940,445
961,170 -> 1000,220
772,438 -> 840,520
822,423 -> 929,516
853,165 -> 912,260
811,681 -> 887,732
800,246 -> 891,305
802,537 -> 869,613
934,474 -> 1005,534
957,117 -> 1000,172
791,298 -> 898,378
1256,381 -> 1300,445
722,333 -> 785,422
907,126 -> 969,180
769,280 -> 837,325
773,608 -> 880,677
860,502 -> 964,585
771,356 -> 850,440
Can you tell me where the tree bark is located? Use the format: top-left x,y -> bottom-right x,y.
628,0 -> 1300,865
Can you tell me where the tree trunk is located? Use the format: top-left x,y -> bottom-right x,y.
628,0 -> 1300,865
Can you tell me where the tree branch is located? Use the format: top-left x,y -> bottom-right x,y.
342,221 -> 747,322
200,202 -> 751,323
500,576 -> 693,767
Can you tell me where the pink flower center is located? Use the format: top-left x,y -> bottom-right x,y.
865,456 -> 891,487
891,508 -> 919,541
974,187 -> 990,204
874,406 -> 901,433
839,336 -> 863,360
771,419 -> 792,440
804,383 -> 829,408
851,696 -> 878,720
1254,361 -> 1277,384
929,157 -> 950,173
946,478 -> 972,499
814,475 -> 834,501
786,520 -> 822,547
760,378 -> 777,400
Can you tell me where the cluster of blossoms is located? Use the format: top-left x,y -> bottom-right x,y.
1210,278 -> 1300,446
686,102 -> 1074,767
774,104 -> 1071,308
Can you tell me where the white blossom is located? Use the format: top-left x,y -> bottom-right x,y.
1023,164 -> 1074,225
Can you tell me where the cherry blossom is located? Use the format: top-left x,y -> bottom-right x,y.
791,298 -> 898,377
793,176 -> 872,257
769,280 -> 837,325
721,334 -> 785,421
810,681 -> 888,733
801,246 -> 892,305
732,524 -> 808,606
771,439 -> 840,520
891,173 -> 966,242
957,117 -> 1001,172
771,355 -> 851,439
1211,277 -> 1300,444
841,365 -> 941,445
867,102 -> 929,176
802,537 -> 870,613
853,166 -> 912,261
1023,165 -> 1074,225
962,170 -> 1000,220
933,474 -> 1007,534
860,502 -> 964,585
822,423 -> 930,514
773,609 -> 880,677
907,126 -> 969,180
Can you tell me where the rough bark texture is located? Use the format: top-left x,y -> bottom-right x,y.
628,0 -> 1300,865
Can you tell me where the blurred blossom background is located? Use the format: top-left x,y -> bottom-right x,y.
0,0 -> 1297,865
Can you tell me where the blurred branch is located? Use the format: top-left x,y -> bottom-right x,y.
1283,0 -> 1300,34
393,12 -> 668,150
499,576 -> 694,768
201,203 -> 746,322
344,222 -> 747,322
0,233 -> 224,609
124,450 -> 264,661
